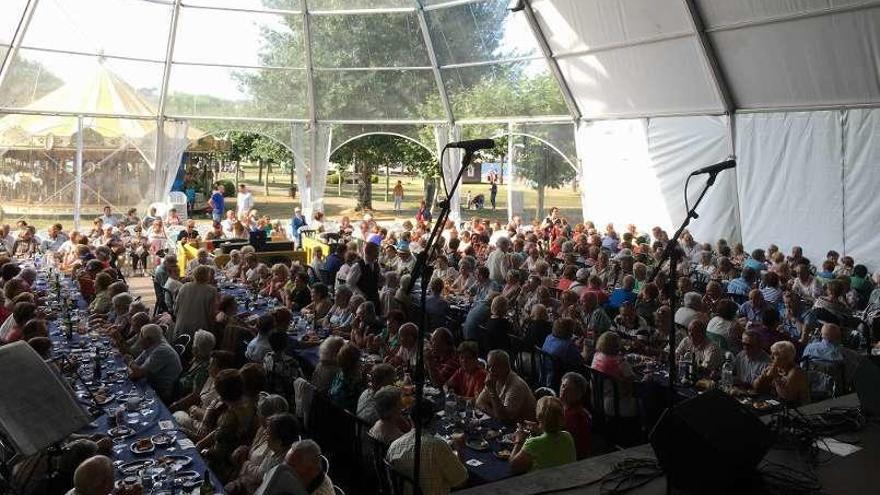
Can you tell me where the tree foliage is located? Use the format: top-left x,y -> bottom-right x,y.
0,55 -> 63,108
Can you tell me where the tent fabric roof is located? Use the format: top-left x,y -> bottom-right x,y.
1,0 -> 879,125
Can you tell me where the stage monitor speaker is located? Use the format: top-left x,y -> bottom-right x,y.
855,360 -> 880,416
649,389 -> 774,493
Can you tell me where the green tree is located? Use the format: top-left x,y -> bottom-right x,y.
514,138 -> 576,220
0,55 -> 62,108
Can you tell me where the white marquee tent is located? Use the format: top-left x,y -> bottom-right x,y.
1,0 -> 879,266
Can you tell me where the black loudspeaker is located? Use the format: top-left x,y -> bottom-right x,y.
649,389 -> 774,493
855,360 -> 880,416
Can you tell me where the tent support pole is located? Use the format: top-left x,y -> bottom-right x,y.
74,116 -> 84,231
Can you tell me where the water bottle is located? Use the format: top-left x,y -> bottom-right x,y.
444,391 -> 457,418
720,352 -> 735,390
679,350 -> 694,385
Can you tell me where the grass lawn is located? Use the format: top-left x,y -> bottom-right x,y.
2,162 -> 583,230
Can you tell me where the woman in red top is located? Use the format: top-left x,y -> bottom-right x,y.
560,371 -> 592,460
444,341 -> 487,399
426,327 -> 459,386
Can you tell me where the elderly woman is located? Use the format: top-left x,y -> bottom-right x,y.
356,363 -> 397,424
368,386 -> 411,445
172,350 -> 236,436
175,330 -> 216,403
300,283 -> 331,320
350,301 -> 382,349
753,340 -> 810,406
451,256 -> 477,293
261,263 -> 289,302
560,372 -> 592,460
224,250 -> 243,280
311,336 -> 345,392
707,299 -> 743,353
199,369 -> 258,483
591,332 -> 638,417
331,294 -> 364,338
509,397 -> 576,474
329,343 -> 365,411
224,395 -> 292,495
88,272 -> 114,315
674,292 -> 704,328
541,318 -> 583,387
444,341 -> 487,399
322,286 -> 353,330
387,322 -> 418,370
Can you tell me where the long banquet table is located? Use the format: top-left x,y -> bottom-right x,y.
40,273 -> 225,493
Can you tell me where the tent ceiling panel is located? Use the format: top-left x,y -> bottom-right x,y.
21,0 -> 172,61
0,49 -> 163,115
181,0 -> 301,12
556,36 -> 723,118
309,0 -> 411,11
165,64 -> 308,119
313,69 -> 442,120
310,12 -> 430,68
709,6 -> 880,109
696,0 -> 869,29
0,0 -> 29,46
531,0 -> 692,56
174,7 -> 305,68
425,0 -> 540,66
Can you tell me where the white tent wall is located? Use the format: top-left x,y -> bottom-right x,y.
576,115 -> 737,244
646,115 -> 739,244
734,111 -> 844,264
842,109 -> 880,269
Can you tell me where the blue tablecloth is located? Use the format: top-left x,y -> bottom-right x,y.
433,413 -> 515,486
42,276 -> 224,492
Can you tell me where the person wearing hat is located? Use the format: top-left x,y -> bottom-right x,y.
290,207 -> 307,248
393,243 -> 415,276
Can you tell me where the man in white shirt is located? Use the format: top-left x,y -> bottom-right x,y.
40,223 -> 68,253
255,440 -> 333,495
99,205 -> 118,227
486,236 -> 512,286
1,224 -> 15,253
221,210 -> 237,238
386,401 -> 468,495
237,183 -> 255,219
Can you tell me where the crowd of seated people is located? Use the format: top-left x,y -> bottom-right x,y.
3,198 -> 880,495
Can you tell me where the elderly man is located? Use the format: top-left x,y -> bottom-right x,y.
346,241 -> 381,308
153,254 -> 178,289
186,248 -> 215,275
40,223 -> 68,254
65,455 -> 116,495
582,291 -> 612,336
99,205 -> 118,227
290,207 -> 307,247
255,440 -> 334,495
802,323 -> 844,362
727,267 -> 757,297
733,330 -> 771,386
386,400 -> 468,495
674,292 -> 704,328
173,265 -> 218,340
486,237 -> 512,286
128,323 -> 182,401
675,319 -> 723,375
737,289 -> 768,324
477,350 -> 536,422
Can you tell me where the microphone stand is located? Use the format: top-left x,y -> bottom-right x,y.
407,147 -> 476,489
648,169 -> 722,495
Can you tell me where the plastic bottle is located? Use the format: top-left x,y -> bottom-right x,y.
679,350 -> 694,385
720,352 -> 735,390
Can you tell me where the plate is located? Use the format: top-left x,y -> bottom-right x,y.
494,449 -> 512,460
118,459 -> 155,475
157,455 -> 192,470
466,439 -> 490,451
108,426 -> 135,438
173,470 -> 201,483
93,393 -> 115,405
130,438 -> 155,455
151,433 -> 175,447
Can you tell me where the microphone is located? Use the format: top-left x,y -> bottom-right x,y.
691,159 -> 736,176
446,139 -> 495,152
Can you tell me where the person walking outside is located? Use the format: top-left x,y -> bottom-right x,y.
209,182 -> 225,222
490,179 -> 498,210
236,183 -> 254,220
393,180 -> 404,213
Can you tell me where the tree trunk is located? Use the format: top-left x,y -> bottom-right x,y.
338,164 -> 343,196
385,163 -> 390,202
536,185 -> 546,222
257,160 -> 263,184
357,160 -> 373,211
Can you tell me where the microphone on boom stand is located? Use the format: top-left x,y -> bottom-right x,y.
407,137 -> 494,491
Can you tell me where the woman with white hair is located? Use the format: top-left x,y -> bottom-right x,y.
225,394 -> 291,495
175,329 -> 216,403
224,250 -> 242,280
753,340 -> 810,406
368,385 -> 411,445
310,336 -> 344,392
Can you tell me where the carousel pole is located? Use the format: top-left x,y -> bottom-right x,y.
73,115 -> 84,231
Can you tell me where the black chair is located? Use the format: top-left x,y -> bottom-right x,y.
590,367 -> 623,446
370,438 -> 391,495
383,459 -> 424,495
172,334 -> 192,361
534,346 -> 564,391
508,334 -> 537,387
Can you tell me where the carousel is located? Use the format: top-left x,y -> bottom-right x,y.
0,61 -> 202,222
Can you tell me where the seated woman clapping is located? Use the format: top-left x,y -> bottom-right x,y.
509,397 -> 577,474
368,386 -> 412,445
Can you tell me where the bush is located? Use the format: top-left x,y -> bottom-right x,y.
217,179 -> 236,197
